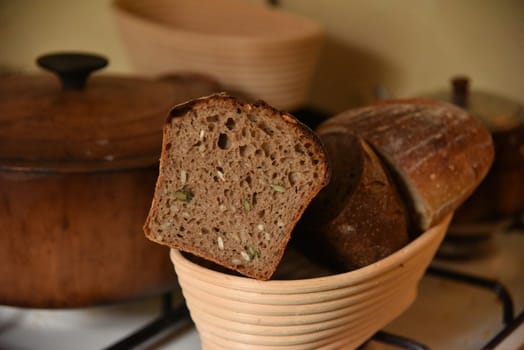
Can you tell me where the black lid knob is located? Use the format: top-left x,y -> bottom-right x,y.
451,76 -> 470,108
37,52 -> 108,90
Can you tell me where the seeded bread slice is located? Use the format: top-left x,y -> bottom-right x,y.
318,99 -> 494,231
296,127 -> 409,271
144,93 -> 330,280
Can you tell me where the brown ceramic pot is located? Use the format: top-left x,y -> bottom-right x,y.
0,53 -> 220,308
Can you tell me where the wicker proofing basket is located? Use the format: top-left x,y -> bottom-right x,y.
170,214 -> 453,350
111,0 -> 325,110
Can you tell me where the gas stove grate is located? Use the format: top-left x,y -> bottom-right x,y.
102,292 -> 191,350
427,266 -> 514,325
99,213 -> 523,349
483,309 -> 524,349
98,265 -> 520,350
367,331 -> 429,349
426,265 -> 520,350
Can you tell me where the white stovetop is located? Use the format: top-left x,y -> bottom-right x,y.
0,295 -> 199,350
1,229 -> 523,350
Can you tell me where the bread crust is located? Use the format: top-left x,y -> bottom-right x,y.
168,93 -> 330,154
318,98 -> 494,231
297,129 -> 409,271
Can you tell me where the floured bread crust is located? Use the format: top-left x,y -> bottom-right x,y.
318,99 -> 494,231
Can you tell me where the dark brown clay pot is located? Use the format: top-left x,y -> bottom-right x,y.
0,53 -> 220,307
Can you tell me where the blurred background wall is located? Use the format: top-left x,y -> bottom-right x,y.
1,0 -> 523,114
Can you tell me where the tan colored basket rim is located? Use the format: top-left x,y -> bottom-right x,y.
112,0 -> 324,44
170,214 -> 452,290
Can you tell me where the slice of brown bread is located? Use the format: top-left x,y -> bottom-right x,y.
317,99 -> 494,231
296,126 -> 409,271
144,93 -> 330,280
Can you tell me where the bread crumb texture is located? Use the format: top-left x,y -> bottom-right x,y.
145,94 -> 328,280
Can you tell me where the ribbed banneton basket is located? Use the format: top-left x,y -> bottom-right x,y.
111,0 -> 324,110
170,214 -> 452,350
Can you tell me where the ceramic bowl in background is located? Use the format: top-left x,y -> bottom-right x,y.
111,0 -> 325,111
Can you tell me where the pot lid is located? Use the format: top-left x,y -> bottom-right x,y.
424,76 -> 524,132
0,52 -> 179,173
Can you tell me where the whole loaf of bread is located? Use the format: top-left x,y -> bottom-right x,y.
317,99 -> 494,231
